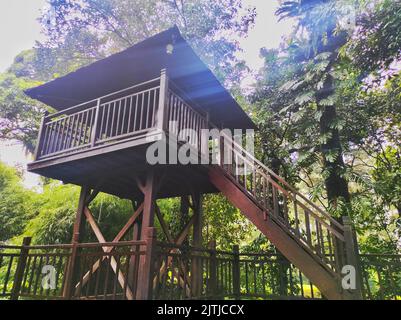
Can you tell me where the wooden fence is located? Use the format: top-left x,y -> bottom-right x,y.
1,238 -> 400,300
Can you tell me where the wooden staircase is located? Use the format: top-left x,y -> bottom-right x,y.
207,136 -> 357,300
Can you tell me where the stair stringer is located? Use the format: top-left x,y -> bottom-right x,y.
209,166 -> 351,300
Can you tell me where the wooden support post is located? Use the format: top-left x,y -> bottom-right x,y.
136,227 -> 157,300
128,200 -> 143,293
342,216 -> 363,300
63,186 -> 89,299
33,111 -> 48,160
140,172 -> 157,233
180,196 -> 190,246
10,237 -> 32,300
232,245 -> 241,300
136,172 -> 157,299
157,68 -> 168,131
208,240 -> 217,298
191,194 -> 203,297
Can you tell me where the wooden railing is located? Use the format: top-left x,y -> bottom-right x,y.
217,136 -> 348,276
166,88 -> 209,154
33,70 -> 211,161
34,77 -> 162,160
152,242 -> 322,300
2,239 -> 400,300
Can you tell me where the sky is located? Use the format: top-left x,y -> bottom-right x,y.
0,0 -> 293,188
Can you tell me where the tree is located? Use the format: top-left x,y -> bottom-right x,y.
275,0 -> 356,208
0,0 -> 255,152
40,0 -> 256,84
0,162 -> 35,242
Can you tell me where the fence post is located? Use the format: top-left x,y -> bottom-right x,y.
208,240 -> 217,298
10,237 -> 32,300
342,216 -> 363,300
136,227 -> 157,300
232,245 -> 241,300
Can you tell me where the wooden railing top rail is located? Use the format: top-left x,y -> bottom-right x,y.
218,131 -> 345,232
0,240 -> 146,251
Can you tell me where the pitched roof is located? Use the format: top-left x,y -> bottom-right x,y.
25,26 -> 256,130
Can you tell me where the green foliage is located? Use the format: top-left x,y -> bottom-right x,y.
348,0 -> 401,72
203,194 -> 256,250
0,162 -> 35,242
18,183 -> 134,245
0,72 -> 46,152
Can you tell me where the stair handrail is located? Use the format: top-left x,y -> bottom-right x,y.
220,133 -> 345,232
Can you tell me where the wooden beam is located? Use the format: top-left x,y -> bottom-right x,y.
140,171 -> 157,232
75,203 -> 144,290
83,207 -> 135,300
136,227 -> 157,300
136,171 -> 157,299
63,186 -> 89,299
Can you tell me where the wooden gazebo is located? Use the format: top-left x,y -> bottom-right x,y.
24,27 -> 361,300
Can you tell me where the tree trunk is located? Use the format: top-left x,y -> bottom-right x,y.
317,74 -> 350,208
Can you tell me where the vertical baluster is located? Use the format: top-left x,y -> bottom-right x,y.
139,92 -> 145,130
45,123 -> 54,155
133,95 -> 139,132
54,119 -> 62,153
152,89 -> 157,127
145,91 -> 151,129
62,115 -> 70,150
171,93 -> 177,134
84,109 -> 91,144
41,124 -> 50,157
76,112 -> 84,146
293,195 -> 300,237
315,220 -> 322,256
115,100 -> 121,137
327,228 -> 334,266
52,120 -> 61,153
262,177 -> 268,210
72,113 -> 79,148
59,117 -> 68,151
126,97 -> 132,134
122,98 -> 128,135
273,186 -> 279,218
304,210 -> 312,246
109,103 -> 115,138
66,115 -> 74,150
283,194 -> 289,225
49,121 -> 58,154
104,103 -> 110,138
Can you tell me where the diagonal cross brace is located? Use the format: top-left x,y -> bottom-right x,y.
74,204 -> 143,299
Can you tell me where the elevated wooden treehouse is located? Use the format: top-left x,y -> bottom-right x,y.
25,27 -> 361,300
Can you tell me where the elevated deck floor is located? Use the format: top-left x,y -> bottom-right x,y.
28,135 -> 217,200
